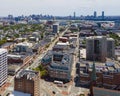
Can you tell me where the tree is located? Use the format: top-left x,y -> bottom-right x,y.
0,38 -> 7,45
109,33 -> 120,46
14,34 -> 19,38
34,64 -> 48,78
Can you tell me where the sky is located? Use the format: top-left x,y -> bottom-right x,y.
0,0 -> 120,16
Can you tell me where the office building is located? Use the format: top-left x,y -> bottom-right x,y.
13,42 -> 33,53
0,49 -> 8,86
14,70 -> 40,96
107,38 -> 115,58
42,50 -> 72,81
86,36 -> 107,62
53,23 -> 59,34
94,11 -> 97,18
86,36 -> 115,62
102,11 -> 104,19
8,15 -> 13,19
74,12 -> 76,19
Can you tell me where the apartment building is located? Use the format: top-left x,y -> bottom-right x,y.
0,49 -> 8,87
14,69 -> 40,96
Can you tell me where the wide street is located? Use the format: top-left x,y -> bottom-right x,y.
28,27 -> 69,69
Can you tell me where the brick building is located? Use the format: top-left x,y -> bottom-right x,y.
8,54 -> 33,68
93,87 -> 120,96
80,65 -> 120,89
14,69 -> 40,96
59,37 -> 68,43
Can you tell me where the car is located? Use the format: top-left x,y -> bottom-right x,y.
64,85 -> 67,88
6,93 -> 10,96
52,91 -> 56,94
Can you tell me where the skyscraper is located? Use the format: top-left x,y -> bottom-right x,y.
0,49 -> 8,86
53,23 -> 59,34
74,12 -> 76,19
102,11 -> 104,19
94,11 -> 97,18
86,36 -> 107,62
107,38 -> 115,58
86,36 -> 115,62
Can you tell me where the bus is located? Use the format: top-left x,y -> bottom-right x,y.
54,80 -> 63,87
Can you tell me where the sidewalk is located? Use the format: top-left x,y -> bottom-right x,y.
0,82 -> 11,95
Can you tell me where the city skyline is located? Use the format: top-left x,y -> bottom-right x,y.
0,0 -> 120,16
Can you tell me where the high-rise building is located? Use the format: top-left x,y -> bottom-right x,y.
53,23 -> 59,34
74,12 -> 76,19
94,11 -> 97,18
102,11 -> 104,19
8,15 -> 13,19
107,38 -> 115,58
86,36 -> 115,62
0,49 -> 8,86
14,70 -> 40,96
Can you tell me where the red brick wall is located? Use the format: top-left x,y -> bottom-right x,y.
8,58 -> 23,64
113,73 -> 120,85
14,75 -> 40,96
80,72 -> 120,86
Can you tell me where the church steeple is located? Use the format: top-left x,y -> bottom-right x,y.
91,61 -> 97,81
90,61 -> 97,96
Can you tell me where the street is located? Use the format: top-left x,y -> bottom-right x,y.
3,28 -> 90,96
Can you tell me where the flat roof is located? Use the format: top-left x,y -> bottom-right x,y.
107,38 -> 114,41
10,91 -> 31,96
57,42 -> 69,45
16,69 -> 38,80
80,48 -> 86,59
8,65 -> 20,71
8,54 -> 22,58
59,37 -> 68,39
86,36 -> 114,41
16,42 -> 33,47
1,42 -> 14,47
0,48 -> 7,54
86,36 -> 104,39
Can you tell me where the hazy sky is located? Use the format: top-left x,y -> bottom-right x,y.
0,0 -> 120,16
